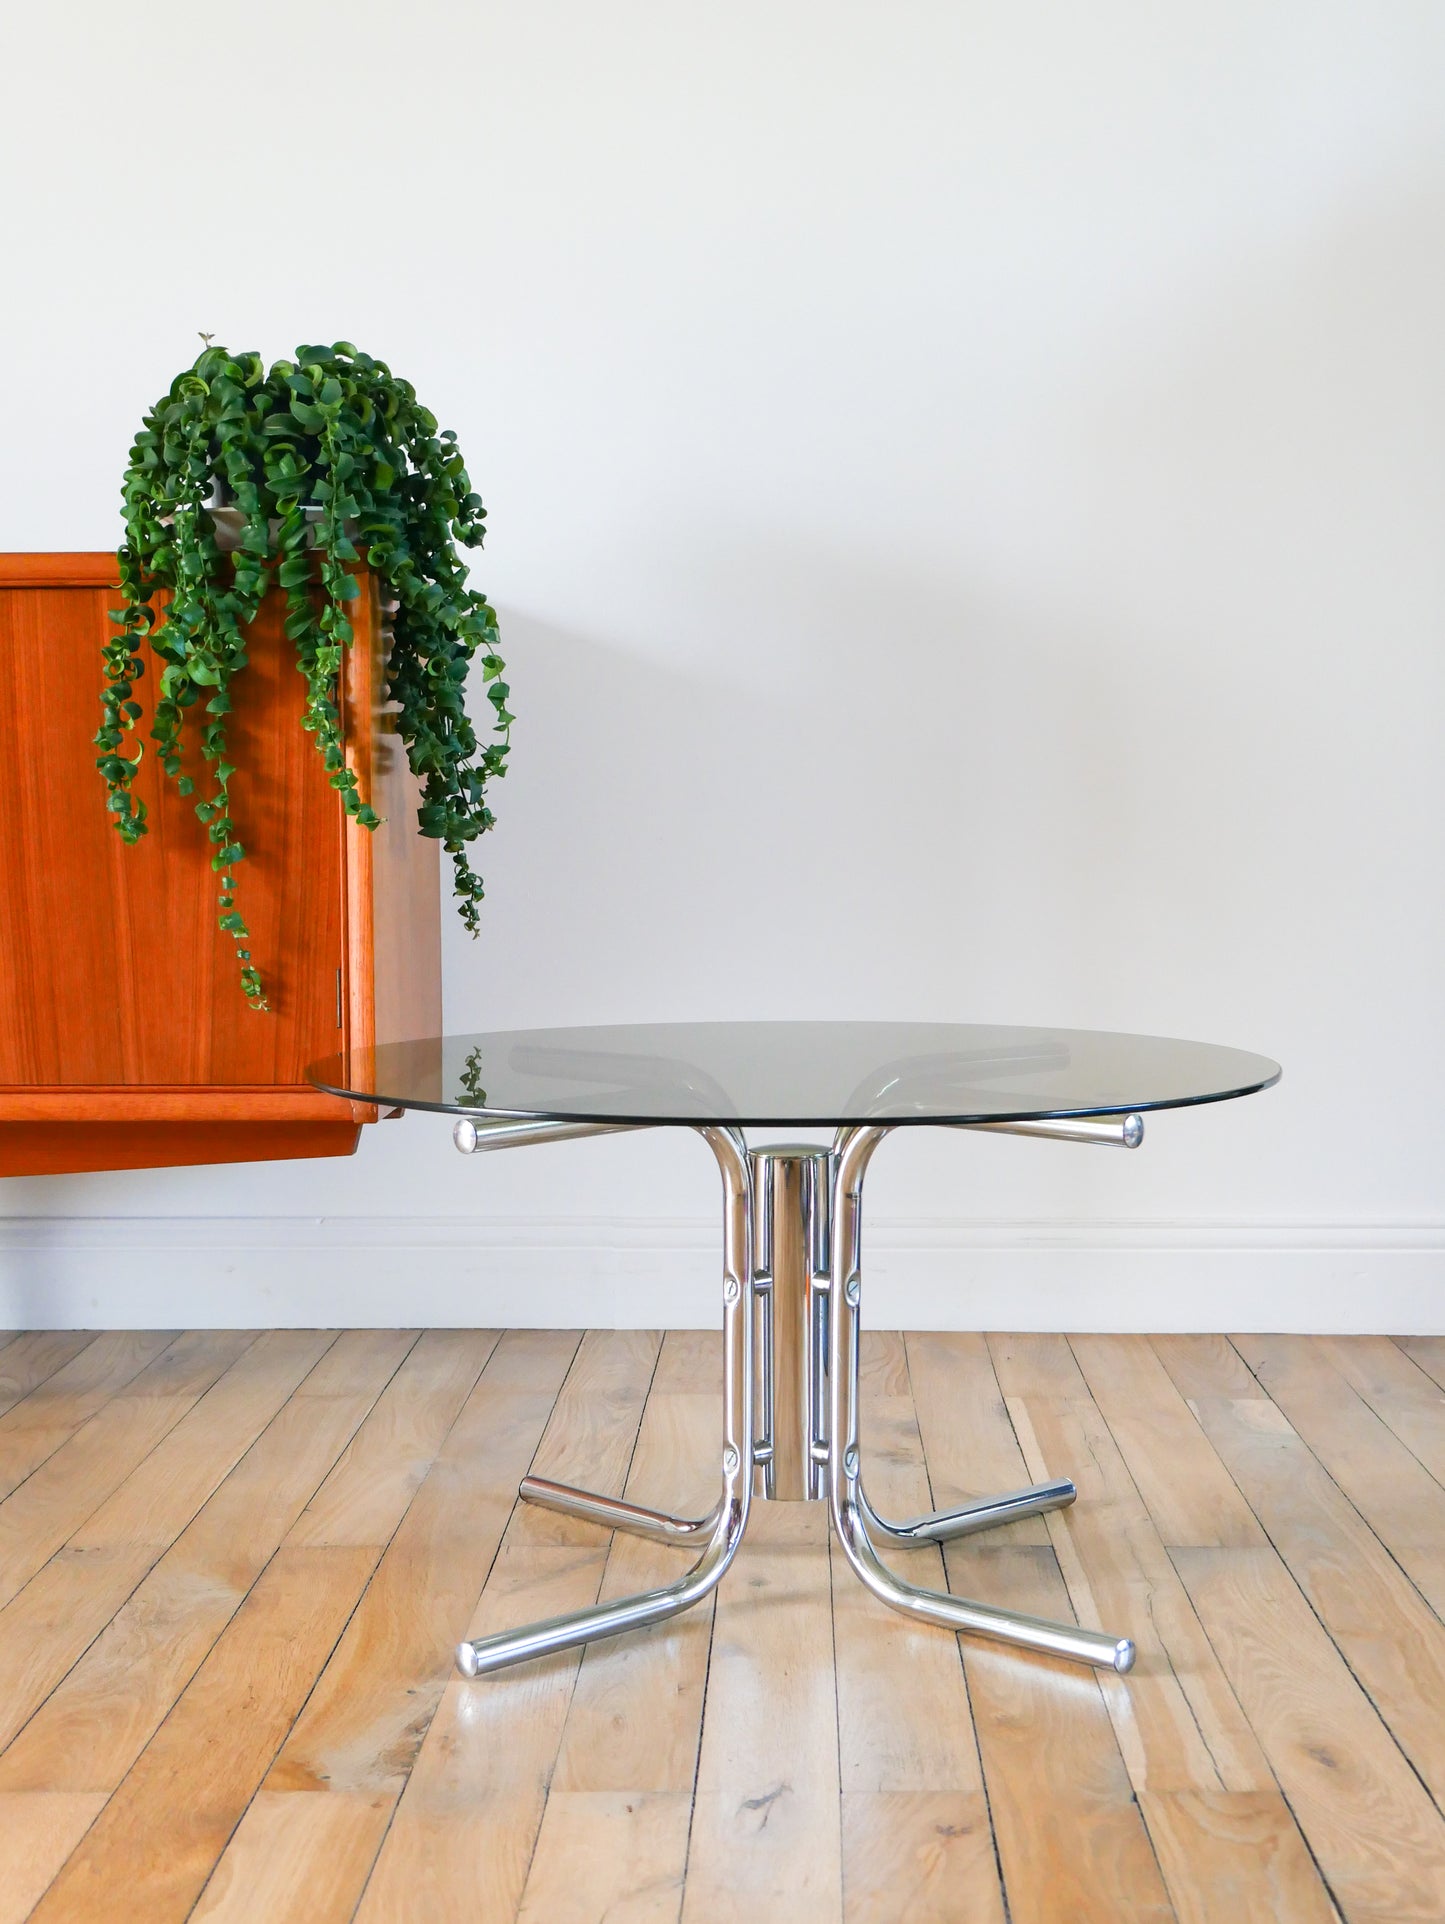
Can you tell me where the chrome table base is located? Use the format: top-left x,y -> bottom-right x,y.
454,1115 -> 1142,1680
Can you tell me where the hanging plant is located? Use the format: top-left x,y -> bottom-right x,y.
96,340 -> 511,1009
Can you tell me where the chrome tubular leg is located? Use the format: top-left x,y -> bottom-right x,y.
456,1124 -> 754,1678
517,1475 -> 721,1548
826,1126 -> 1136,1676
856,1476 -> 1077,1545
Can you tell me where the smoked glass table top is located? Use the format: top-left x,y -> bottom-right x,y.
309,1021 -> 1281,1127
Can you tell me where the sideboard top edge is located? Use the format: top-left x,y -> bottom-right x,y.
0,553 -> 120,588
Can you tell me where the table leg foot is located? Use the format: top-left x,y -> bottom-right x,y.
835,1488 -> 1134,1671
858,1476 -> 1076,1544
518,1473 -> 719,1547
829,1124 -> 1135,1675
457,1122 -> 755,1680
457,1482 -> 747,1676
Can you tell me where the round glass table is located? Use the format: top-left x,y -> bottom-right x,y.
310,1022 -> 1280,1683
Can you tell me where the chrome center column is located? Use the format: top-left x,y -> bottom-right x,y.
749,1144 -> 832,1501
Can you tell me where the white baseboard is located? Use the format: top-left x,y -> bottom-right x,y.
2,1214 -> 1443,1333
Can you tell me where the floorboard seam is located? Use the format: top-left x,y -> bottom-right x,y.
18,1328 -> 403,1923
182,1330 -> 490,1924
902,1331 -> 1014,1924
0,1329 -> 197,1514
0,1331 -> 355,1775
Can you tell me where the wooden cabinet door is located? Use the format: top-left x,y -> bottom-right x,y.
0,560 -> 345,1088
0,554 -> 440,1174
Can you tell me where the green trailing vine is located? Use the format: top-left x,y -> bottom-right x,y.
97,340 -> 511,1008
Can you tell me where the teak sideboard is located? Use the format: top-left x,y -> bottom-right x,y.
0,553 -> 441,1175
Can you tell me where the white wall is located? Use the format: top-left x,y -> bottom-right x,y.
2,2 -> 1442,1331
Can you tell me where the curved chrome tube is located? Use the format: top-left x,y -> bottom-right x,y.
516,1475 -> 722,1548
825,1126 -> 1136,1675
856,1475 -> 1077,1545
456,1123 -> 753,1677
453,1116 -> 645,1153
962,1113 -> 1144,1149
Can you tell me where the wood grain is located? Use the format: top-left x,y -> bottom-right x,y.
1174,1545 -> 1445,1921
550,1361 -> 720,1797
835,1334 -> 1005,1924
3,1327 -> 1445,1919
1232,1332 -> 1445,1615
0,556 -> 118,587
0,1330 -> 177,1500
355,1543 -> 611,1923
1155,1341 -> 1445,1806
0,580 -> 344,1089
0,1331 -> 325,1759
516,1791 -> 691,1924
1313,1334 -> 1445,1482
0,1330 -> 255,1615
0,553 -> 440,1173
0,1337 -> 99,1420
0,1794 -> 106,1924
0,1331 -> 416,1793
904,1331 -> 1049,1544
951,1543 -> 1175,1923
1138,1789 -> 1342,1924
508,1329 -> 664,1548
842,1792 -> 1002,1924
286,1329 -> 498,1550
1395,1334 -> 1445,1393
517,1337 -> 727,1921
1068,1333 -> 1266,1549
1005,1391 -> 1269,1795
682,1500 -> 842,1924
28,1545 -> 378,1924
190,1791 -> 392,1924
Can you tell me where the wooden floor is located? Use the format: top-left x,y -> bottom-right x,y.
1,1330 -> 1445,1921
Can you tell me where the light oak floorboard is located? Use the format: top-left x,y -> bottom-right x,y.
0,1328 -> 334,1762
0,1336 -> 100,1422
0,1330 -> 416,1792
1068,1333 -> 1267,1549
681,1517 -> 844,1924
1174,1545 -> 1445,1922
903,1331 -> 1048,1544
517,1790 -> 691,1924
1138,1790 -> 1342,1924
286,1328 -> 499,1549
354,1543 -> 611,1921
265,1330 -> 578,1797
200,1332 -> 582,1924
1312,1335 -> 1445,1485
1234,1333 -> 1445,1617
550,1344 -> 721,1796
189,1790 -> 394,1924
507,1329 -> 664,1548
841,1791 -> 1001,1924
0,1794 -> 105,1924
0,1331 -> 178,1501
1156,1338 -> 1445,1805
4,1330 -> 1445,1919
1395,1334 -> 1445,1395
0,1330 -> 256,1614
950,1542 -> 1176,1923
1006,1391 -> 1270,1795
834,1334 -> 1005,1923
28,1544 -> 379,1924
355,1329 -> 654,1923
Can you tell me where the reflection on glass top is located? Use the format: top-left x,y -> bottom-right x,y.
309,1022 -> 1280,1127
